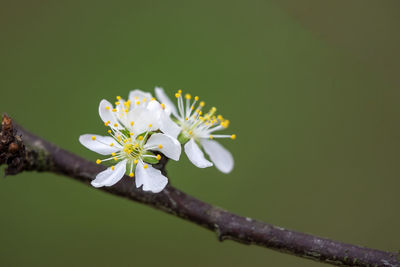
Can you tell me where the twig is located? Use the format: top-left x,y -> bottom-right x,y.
0,114 -> 398,267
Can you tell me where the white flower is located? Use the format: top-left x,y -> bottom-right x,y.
155,87 -> 235,173
79,91 -> 181,193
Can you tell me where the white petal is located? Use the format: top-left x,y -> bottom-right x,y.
98,99 -> 120,128
128,89 -> 153,103
201,139 -> 234,173
144,133 -> 181,161
155,87 -> 178,117
135,161 -> 168,193
160,114 -> 181,139
79,134 -> 121,155
147,100 -> 181,138
128,107 -> 160,134
91,160 -> 127,188
184,138 -> 213,168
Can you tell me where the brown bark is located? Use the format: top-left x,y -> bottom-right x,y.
0,114 -> 398,267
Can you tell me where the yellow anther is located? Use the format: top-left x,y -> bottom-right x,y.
191,106 -> 194,110
189,130 -> 193,135
133,144 -> 139,149
130,121 -> 134,126
210,135 -> 213,139
136,101 -> 140,105
106,106 -> 110,110
104,121 -> 109,126
115,101 -> 120,105
199,111 -> 202,115
158,144 -> 163,149
96,159 -> 101,164
116,96 -> 121,100
112,108 -> 117,112
200,101 -> 205,107
161,103 -> 165,109
175,93 -> 181,98
231,134 -> 236,140
178,90 -> 182,94
156,154 -> 161,160
117,135 -> 121,141
134,159 -> 138,164
114,123 -> 118,127
128,137 -> 132,142
144,164 -> 148,169
111,152 -> 116,156
123,139 -> 127,143
151,97 -> 156,101
194,96 -> 199,101
143,98 -> 147,102
91,136 -> 96,141
139,136 -> 143,141
113,157 -> 117,161
185,117 -> 189,121
110,143 -> 114,147
111,166 -> 115,171
185,94 -> 191,100
129,132 -> 134,136
129,172 -> 134,177
108,130 -> 112,134
196,109 -> 200,114
217,115 -> 223,120
148,124 -> 153,128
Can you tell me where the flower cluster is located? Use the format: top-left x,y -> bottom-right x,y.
79,88 -> 236,193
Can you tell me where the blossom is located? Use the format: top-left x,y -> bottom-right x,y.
79,90 -> 181,193
155,87 -> 235,173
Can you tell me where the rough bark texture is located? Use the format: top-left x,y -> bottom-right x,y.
0,114 -> 398,267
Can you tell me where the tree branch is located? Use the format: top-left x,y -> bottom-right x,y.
0,114 -> 398,267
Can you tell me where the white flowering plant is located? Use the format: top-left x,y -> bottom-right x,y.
79,87 -> 236,193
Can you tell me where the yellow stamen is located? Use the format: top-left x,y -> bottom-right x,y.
116,96 -> 121,100
144,164 -> 148,169
139,136 -> 143,141
111,152 -> 116,156
111,166 -> 115,171
134,159 -> 138,164
91,136 -> 96,141
96,159 -> 101,164
231,134 -> 236,140
148,124 -> 152,128
158,144 -> 163,149
194,96 -> 199,101
114,123 -> 118,127
189,130 -> 193,135
200,101 -> 205,107
175,93 -> 181,98
130,121 -> 134,126
115,101 -> 120,105
112,108 -> 117,112
129,172 -> 134,177
110,143 -> 114,147
210,135 -> 213,139
136,101 -> 140,105
185,94 -> 191,100
161,103 -> 165,109
113,157 -> 117,161
130,132 -> 134,136
108,130 -> 112,134
156,154 -> 161,160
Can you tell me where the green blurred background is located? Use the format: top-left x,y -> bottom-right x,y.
1,1 -> 399,266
